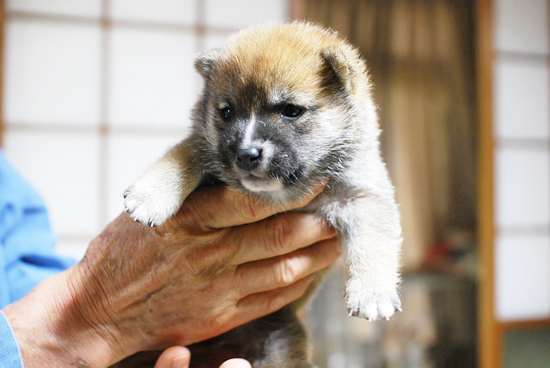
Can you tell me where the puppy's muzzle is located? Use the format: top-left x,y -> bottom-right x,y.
236,147 -> 262,171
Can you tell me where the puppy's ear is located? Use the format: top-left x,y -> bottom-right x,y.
320,47 -> 356,93
194,49 -> 222,79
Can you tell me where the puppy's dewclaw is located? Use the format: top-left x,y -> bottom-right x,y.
124,22 -> 402,368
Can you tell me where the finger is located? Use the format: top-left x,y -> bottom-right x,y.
154,346 -> 190,368
234,237 -> 341,296
219,358 -> 252,368
227,212 -> 337,264
175,179 -> 328,231
234,273 -> 316,324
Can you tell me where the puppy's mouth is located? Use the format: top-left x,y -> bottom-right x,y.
239,172 -> 284,192
225,142 -> 301,193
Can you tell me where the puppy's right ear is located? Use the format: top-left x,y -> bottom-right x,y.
194,49 -> 222,79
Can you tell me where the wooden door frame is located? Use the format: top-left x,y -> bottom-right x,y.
477,1 -> 550,367
476,0 -> 500,366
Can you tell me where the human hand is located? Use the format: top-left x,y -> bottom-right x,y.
118,345 -> 252,368
3,181 -> 340,367
154,346 -> 251,368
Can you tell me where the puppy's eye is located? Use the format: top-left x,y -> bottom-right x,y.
281,104 -> 304,119
219,107 -> 232,120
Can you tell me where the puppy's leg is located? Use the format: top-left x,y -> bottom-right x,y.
123,137 -> 200,226
336,195 -> 402,321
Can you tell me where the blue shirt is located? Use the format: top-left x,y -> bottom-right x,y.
0,150 -> 76,367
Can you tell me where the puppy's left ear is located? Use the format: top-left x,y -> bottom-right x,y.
321,47 -> 361,94
194,48 -> 222,79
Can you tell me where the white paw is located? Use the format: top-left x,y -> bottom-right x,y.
123,176 -> 183,227
345,282 -> 401,321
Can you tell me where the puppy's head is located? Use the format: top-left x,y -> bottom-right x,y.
193,22 -> 376,203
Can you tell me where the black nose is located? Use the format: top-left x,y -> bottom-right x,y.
235,147 -> 262,171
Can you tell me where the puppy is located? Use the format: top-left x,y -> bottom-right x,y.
124,22 -> 402,367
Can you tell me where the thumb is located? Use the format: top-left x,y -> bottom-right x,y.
219,358 -> 252,368
154,346 -> 190,368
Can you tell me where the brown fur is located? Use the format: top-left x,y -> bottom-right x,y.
123,22 -> 402,367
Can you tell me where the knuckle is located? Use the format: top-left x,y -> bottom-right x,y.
202,303 -> 234,333
179,199 -> 210,232
321,237 -> 342,263
266,294 -> 284,313
269,217 -> 292,255
239,194 -> 262,223
278,257 -> 300,286
186,239 -> 233,279
264,277 -> 309,313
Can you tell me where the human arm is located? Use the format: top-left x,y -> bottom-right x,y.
0,310 -> 24,368
2,182 -> 340,368
0,150 -> 76,308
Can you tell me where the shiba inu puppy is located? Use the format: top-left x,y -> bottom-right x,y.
124,22 -> 402,367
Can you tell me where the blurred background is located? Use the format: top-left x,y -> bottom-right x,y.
0,0 -> 549,367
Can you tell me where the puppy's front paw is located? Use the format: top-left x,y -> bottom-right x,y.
345,281 -> 401,321
123,177 -> 183,227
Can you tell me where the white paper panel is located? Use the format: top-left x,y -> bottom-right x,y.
205,0 -> 287,28
4,20 -> 101,126
494,59 -> 550,139
495,149 -> 550,227
3,131 -> 102,237
108,27 -> 197,128
495,235 -> 550,321
111,0 -> 196,24
204,32 -> 232,50
7,0 -> 101,17
495,0 -> 549,54
55,240 -> 89,261
106,133 -> 187,223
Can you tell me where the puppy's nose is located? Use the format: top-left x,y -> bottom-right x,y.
236,147 -> 262,171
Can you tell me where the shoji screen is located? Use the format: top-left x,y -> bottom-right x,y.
2,0 -> 289,259
492,0 -> 550,323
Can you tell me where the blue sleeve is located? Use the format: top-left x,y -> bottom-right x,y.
0,311 -> 23,368
0,150 -> 76,309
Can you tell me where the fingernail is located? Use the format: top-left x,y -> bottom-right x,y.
313,178 -> 329,190
172,353 -> 190,368
304,274 -> 316,284
323,222 -> 338,237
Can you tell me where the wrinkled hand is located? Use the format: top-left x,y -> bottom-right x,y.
83,181 -> 339,358
3,182 -> 340,368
